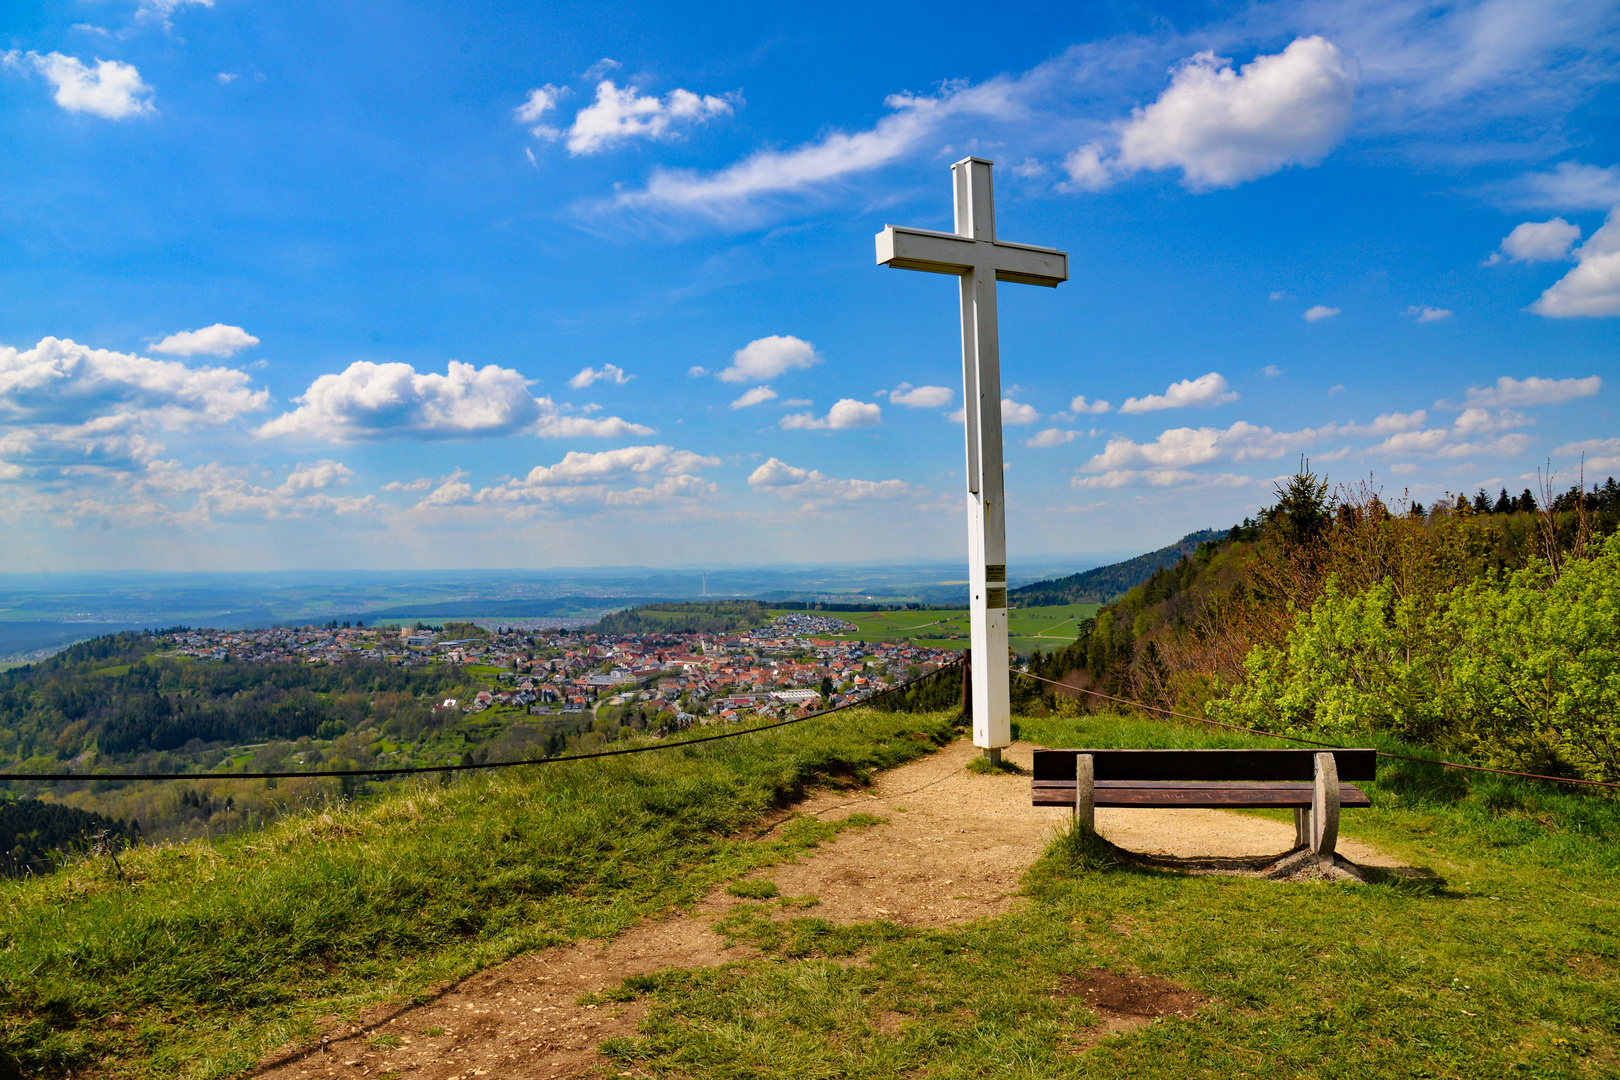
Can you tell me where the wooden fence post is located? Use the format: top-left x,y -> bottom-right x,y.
1074,752 -> 1095,830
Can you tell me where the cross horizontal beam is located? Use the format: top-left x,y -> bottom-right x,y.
875,225 -> 1068,287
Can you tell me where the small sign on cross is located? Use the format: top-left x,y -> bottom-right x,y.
875,157 -> 1068,761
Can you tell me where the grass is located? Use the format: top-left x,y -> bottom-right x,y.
0,708 -> 958,1076
592,712 -> 1620,1080
10,707 -> 1620,1078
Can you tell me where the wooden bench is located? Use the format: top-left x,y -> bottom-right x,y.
1032,748 -> 1376,861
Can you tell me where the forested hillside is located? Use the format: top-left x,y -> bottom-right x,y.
0,634 -> 461,763
589,601 -> 769,636
1009,529 -> 1225,605
1027,472 -> 1620,781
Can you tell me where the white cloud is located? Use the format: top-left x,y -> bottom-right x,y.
1372,409 -> 1535,459
1072,469 -> 1254,490
1091,37 -> 1358,191
1554,437 -> 1620,472
514,84 -> 564,140
568,363 -> 632,390
1507,163 -> 1620,212
1069,394 -> 1112,414
747,458 -> 909,503
8,51 -> 155,119
258,359 -> 653,442
1304,305 -> 1340,322
1489,218 -> 1582,264
135,0 -> 213,25
152,324 -> 259,358
1259,364 -> 1283,377
780,399 -> 882,430
1026,428 -> 1084,448
1119,372 -> 1237,413
216,72 -> 235,84
442,445 -> 721,509
1457,374 -> 1602,407
687,365 -> 709,377
1405,305 -> 1453,322
731,385 -> 778,409
0,336 -> 266,432
889,383 -> 953,408
381,477 -> 433,493
718,335 -> 820,384
564,80 -> 733,156
1085,420 -> 1318,473
611,79 -> 1017,216
1001,398 -> 1039,425
1533,210 -> 1620,317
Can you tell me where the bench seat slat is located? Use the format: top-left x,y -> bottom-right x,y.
1032,780 -> 1371,809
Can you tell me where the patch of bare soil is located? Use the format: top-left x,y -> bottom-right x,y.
1055,967 -> 1206,1050
256,738 -> 1409,1078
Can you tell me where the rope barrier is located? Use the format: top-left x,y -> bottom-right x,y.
1014,668 -> 1620,791
0,660 -> 963,784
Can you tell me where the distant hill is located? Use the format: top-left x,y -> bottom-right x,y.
1008,529 -> 1225,606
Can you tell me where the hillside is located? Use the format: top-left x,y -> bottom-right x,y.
1008,528 -> 1225,605
588,600 -> 770,636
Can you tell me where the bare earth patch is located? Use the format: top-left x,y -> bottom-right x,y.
1055,967 -> 1206,1050
257,738 -> 1407,1078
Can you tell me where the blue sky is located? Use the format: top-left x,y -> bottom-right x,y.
1,0 -> 1617,572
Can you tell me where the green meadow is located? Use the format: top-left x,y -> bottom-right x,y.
790,603 -> 1100,654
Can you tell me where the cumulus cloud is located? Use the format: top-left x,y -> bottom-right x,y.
1120,372 -> 1237,413
718,335 -> 820,384
1371,408 -> 1535,459
1457,375 -> 1602,407
747,458 -> 909,503
780,399 -> 882,430
152,324 -> 259,358
889,383 -> 953,408
1259,364 -> 1284,376
1506,163 -> 1620,212
434,445 -> 720,509
731,385 -> 778,409
1072,37 -> 1358,191
1555,437 -> 1620,472
568,363 -> 632,389
1487,218 -> 1582,265
258,359 -> 652,441
1533,210 -> 1620,317
5,51 -> 156,119
1001,399 -> 1039,425
563,80 -> 733,155
1304,305 -> 1341,322
380,476 -> 434,493
1069,395 -> 1112,414
1026,428 -> 1086,448
135,0 -> 213,25
0,336 -> 266,431
1085,420 -> 1314,472
514,84 -> 564,140
1405,305 -> 1453,322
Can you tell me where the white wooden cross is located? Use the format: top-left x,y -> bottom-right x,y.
875,157 -> 1067,761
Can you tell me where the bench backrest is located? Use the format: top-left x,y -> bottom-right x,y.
1032,748 -> 1377,783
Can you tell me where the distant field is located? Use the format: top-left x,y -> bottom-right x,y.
780,603 -> 1098,654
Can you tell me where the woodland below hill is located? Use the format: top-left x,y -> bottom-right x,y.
1026,472 -> 1620,782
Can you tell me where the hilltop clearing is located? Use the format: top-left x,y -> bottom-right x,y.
6,709 -> 1620,1077
810,603 -> 1101,654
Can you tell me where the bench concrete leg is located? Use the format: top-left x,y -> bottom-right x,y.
1311,751 -> 1340,862
1294,808 -> 1310,849
1074,753 -> 1095,830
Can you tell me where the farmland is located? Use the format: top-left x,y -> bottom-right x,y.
790,603 -> 1100,654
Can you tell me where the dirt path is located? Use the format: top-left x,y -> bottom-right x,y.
258,738 -> 1402,1079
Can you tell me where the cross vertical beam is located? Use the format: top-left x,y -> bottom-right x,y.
875,157 -> 1067,757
